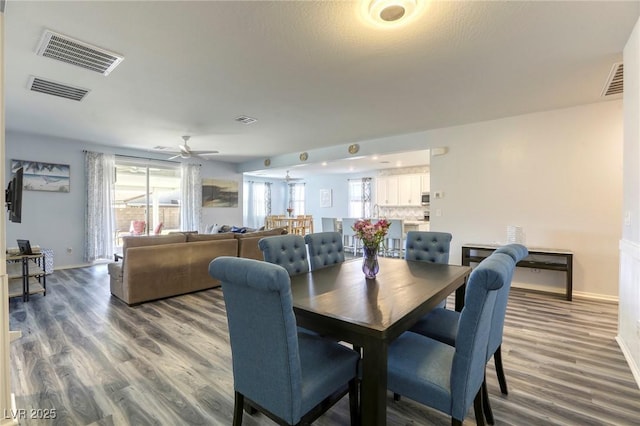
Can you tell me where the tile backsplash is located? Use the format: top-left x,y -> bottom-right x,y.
378,206 -> 427,221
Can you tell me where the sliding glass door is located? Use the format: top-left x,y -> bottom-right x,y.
113,158 -> 181,249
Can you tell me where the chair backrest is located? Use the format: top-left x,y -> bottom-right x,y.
404,231 -> 452,264
130,220 -> 146,235
386,219 -> 404,240
487,244 -> 528,356
305,232 -> 345,271
258,234 -> 309,276
153,222 -> 164,235
321,217 -> 337,232
494,243 -> 528,263
341,218 -> 357,238
450,252 -> 514,420
208,256 -> 303,424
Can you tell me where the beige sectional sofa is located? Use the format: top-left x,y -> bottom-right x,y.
108,228 -> 287,305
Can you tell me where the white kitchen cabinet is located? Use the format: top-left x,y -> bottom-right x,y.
376,175 -> 398,206
397,174 -> 422,206
421,173 -> 430,193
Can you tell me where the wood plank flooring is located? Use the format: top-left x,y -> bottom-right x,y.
7,265 -> 640,425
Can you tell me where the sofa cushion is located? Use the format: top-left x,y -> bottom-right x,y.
187,233 -> 236,242
235,227 -> 288,260
123,234 -> 187,251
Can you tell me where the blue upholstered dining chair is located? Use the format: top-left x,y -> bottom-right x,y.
409,247 -> 523,424
304,232 -> 345,271
405,231 -> 453,309
258,234 -> 309,276
404,231 -> 453,264
208,256 -> 360,426
387,252 -> 514,426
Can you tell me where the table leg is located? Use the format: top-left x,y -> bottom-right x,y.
455,281 -> 466,312
566,254 -> 573,301
360,338 -> 388,426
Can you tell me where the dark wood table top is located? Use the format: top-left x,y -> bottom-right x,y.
290,257 -> 471,341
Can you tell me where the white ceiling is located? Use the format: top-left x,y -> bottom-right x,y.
4,1 -> 638,168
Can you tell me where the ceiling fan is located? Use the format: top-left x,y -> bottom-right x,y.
167,135 -> 219,160
284,170 -> 303,183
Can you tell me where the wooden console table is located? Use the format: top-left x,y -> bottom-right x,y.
461,244 -> 573,301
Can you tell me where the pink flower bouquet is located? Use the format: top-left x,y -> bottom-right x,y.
352,218 -> 391,249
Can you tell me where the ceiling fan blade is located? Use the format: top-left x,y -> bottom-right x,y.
191,150 -> 219,155
167,154 -> 181,160
179,144 -> 190,152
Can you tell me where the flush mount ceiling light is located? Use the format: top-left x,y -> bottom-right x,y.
369,0 -> 417,24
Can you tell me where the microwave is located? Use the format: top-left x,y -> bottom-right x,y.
421,193 -> 430,205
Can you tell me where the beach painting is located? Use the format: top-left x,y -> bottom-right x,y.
11,159 -> 70,192
202,178 -> 238,207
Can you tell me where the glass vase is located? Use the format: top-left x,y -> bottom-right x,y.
362,245 -> 380,279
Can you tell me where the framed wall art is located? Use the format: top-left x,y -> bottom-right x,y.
320,189 -> 332,208
202,178 -> 239,207
11,159 -> 70,192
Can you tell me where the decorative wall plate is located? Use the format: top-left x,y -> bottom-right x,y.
348,144 -> 360,154
299,152 -> 308,161
264,158 -> 271,167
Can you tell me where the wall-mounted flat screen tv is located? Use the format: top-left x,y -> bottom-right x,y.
6,167 -> 23,223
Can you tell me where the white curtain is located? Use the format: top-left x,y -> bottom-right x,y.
244,181 -> 271,229
180,163 -> 202,232
84,151 -> 115,262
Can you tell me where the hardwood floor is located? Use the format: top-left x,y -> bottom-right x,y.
8,265 -> 640,425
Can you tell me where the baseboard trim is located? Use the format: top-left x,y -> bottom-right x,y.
53,263 -> 92,271
616,335 -> 640,390
573,291 -> 618,303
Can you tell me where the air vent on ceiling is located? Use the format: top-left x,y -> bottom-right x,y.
28,76 -> 89,101
235,115 -> 258,125
602,62 -> 623,97
36,29 -> 124,76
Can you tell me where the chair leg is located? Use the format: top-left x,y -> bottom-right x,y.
494,345 -> 509,395
393,393 -> 401,402
473,388 -> 486,426
243,399 -> 257,415
233,392 -> 244,426
451,419 -> 462,426
348,378 -> 359,426
482,375 -> 494,425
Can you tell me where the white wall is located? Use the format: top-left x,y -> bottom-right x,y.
429,101 -> 623,299
619,16 -> 640,387
5,130 -> 242,268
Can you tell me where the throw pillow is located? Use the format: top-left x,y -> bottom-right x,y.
230,226 -> 247,233
206,224 -> 219,234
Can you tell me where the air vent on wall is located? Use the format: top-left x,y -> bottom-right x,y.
602,62 -> 623,97
36,29 -> 124,76
28,76 -> 90,101
235,115 -> 258,125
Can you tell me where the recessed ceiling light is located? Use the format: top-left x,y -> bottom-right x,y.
322,162 -> 328,166
369,0 -> 417,24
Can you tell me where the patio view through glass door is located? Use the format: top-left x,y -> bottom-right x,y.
113,158 -> 182,251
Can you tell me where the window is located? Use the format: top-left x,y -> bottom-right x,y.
348,178 -> 372,218
113,158 -> 181,247
243,181 -> 271,228
288,183 -> 305,216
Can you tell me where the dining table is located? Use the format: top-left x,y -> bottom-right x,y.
289,257 -> 472,426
